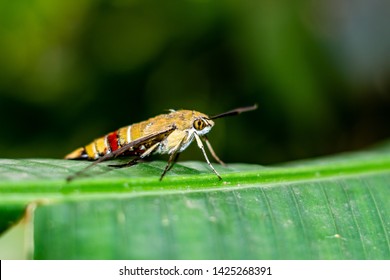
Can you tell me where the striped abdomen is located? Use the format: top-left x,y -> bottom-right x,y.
65,124 -> 142,160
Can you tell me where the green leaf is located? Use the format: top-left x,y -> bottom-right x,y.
0,143 -> 390,259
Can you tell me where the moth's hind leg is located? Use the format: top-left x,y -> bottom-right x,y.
108,157 -> 140,168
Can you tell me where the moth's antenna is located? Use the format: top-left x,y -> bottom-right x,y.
209,104 -> 257,120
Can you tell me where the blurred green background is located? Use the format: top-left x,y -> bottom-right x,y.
0,0 -> 389,165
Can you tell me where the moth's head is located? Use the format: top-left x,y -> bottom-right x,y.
192,112 -> 214,136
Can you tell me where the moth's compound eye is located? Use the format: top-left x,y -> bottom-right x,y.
193,119 -> 207,131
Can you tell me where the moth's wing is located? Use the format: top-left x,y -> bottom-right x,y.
99,125 -> 175,162
66,125 -> 176,181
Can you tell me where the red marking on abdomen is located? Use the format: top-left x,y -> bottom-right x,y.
107,132 -> 119,152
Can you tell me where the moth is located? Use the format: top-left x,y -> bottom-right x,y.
66,105 -> 257,181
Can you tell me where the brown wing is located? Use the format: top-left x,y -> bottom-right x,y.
66,125 -> 176,182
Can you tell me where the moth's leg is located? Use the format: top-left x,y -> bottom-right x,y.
159,150 -> 181,181
108,157 -> 140,168
202,135 -> 225,166
109,142 -> 160,168
194,134 -> 222,180
166,153 -> 180,173
160,136 -> 186,181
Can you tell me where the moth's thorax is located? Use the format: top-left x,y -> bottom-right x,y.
147,110 -> 215,154
141,110 -> 214,133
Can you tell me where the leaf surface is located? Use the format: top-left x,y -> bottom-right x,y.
0,143 -> 390,259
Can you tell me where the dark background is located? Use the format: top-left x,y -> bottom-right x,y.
0,0 -> 389,165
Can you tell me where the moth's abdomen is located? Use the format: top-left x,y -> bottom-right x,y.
65,126 -> 134,160
64,147 -> 89,160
